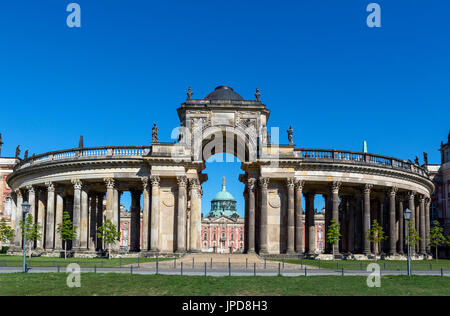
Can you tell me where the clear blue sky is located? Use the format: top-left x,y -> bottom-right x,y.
1,1 -> 449,214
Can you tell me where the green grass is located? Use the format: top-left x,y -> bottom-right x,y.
0,273 -> 448,296
0,254 -> 173,268
269,258 -> 450,271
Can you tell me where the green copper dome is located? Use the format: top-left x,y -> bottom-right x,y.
207,177 -> 240,219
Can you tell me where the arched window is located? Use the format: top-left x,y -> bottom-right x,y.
4,197 -> 12,216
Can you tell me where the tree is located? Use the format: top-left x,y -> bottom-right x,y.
366,219 -> 387,257
0,218 -> 15,249
97,219 -> 120,259
326,219 -> 341,256
408,220 -> 421,250
19,214 -> 42,259
429,221 -> 446,261
56,211 -> 77,259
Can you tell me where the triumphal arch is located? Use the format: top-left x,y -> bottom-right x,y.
7,86 -> 434,258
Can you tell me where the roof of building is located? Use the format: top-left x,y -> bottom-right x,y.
204,86 -> 244,101
212,176 -> 236,202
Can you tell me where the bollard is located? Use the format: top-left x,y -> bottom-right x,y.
174,258 -> 176,269
57,265 -> 60,273
94,264 -> 96,274
430,263 -> 432,271
282,257 -> 285,270
278,263 -> 281,276
181,262 -> 183,276
131,265 -> 133,274
336,262 -> 339,270
228,262 -> 231,277
246,258 -> 248,270
304,267 -> 307,276
301,256 -> 303,268
156,259 -> 159,275
204,262 -> 207,277
254,263 -> 256,277
264,258 -> 266,269
441,268 -> 444,277
192,257 -> 194,269
210,257 -> 212,269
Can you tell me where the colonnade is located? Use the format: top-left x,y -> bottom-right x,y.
242,178 -> 431,257
10,175 -> 203,255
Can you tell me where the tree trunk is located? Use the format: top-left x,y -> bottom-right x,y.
436,246 -> 438,261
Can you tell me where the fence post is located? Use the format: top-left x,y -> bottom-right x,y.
120,257 -> 122,268
254,263 -> 256,277
192,257 -> 194,269
94,264 -> 96,274
138,255 -> 140,268
204,262 -> 207,277
131,265 -> 133,274
278,263 -> 281,276
174,258 -> 176,269
282,257 -> 284,270
57,265 -> 60,273
181,262 -> 183,276
156,258 -> 159,275
228,262 -> 231,277
264,258 -> 266,269
304,267 -> 307,276
246,258 -> 248,270
210,257 -> 212,269
441,268 -> 444,277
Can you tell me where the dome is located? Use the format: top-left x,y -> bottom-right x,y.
207,177 -> 240,219
204,86 -> 244,101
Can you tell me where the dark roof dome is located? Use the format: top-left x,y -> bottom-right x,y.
204,86 -> 244,101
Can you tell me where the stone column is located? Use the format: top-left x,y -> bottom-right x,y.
150,175 -> 160,252
286,178 -> 295,254
331,181 -> 341,254
80,184 -> 89,250
419,196 -> 426,255
363,184 -> 373,255
415,203 -> 420,240
323,193 -> 330,253
104,178 -> 115,223
36,188 -> 46,250
408,192 -> 416,255
258,177 -> 269,255
388,187 -> 397,255
96,193 -> 104,250
14,190 -> 23,248
189,178 -> 202,253
45,182 -> 55,250
397,195 -> 404,255
141,177 -> 150,251
176,176 -> 187,252
341,197 -> 348,253
113,188 -> 120,230
247,178 -> 256,253
89,193 -> 97,251
71,179 -> 82,250
130,190 -> 142,252
347,197 -> 355,254
305,193 -> 316,254
425,197 -> 431,255
295,180 -> 305,254
54,187 -> 64,251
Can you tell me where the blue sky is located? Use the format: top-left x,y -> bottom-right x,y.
1,1 -> 449,214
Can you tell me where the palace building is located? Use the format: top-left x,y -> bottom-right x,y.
2,85 -> 445,258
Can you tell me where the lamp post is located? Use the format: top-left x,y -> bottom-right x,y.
404,208 -> 412,277
21,202 -> 31,273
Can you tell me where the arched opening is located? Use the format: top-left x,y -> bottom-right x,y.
200,152 -> 245,254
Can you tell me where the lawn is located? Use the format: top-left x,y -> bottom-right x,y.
269,258 -> 450,271
0,254 -> 173,268
0,273 -> 448,296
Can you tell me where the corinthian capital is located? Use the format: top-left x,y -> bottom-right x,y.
331,181 -> 342,193
363,184 -> 373,194
259,177 -> 269,189
45,182 -> 55,192
295,180 -> 305,191
26,185 -> 34,193
247,178 -> 256,190
177,176 -> 188,188
141,177 -> 149,190
71,179 -> 82,190
389,186 -> 398,196
286,178 -> 295,188
103,177 -> 115,189
150,175 -> 160,187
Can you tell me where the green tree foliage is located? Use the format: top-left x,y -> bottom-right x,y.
19,214 -> 42,258
366,219 -> 387,256
0,218 -> 15,248
326,219 -> 341,256
56,211 -> 77,259
408,220 -> 421,248
97,219 -> 120,259
429,221 -> 446,261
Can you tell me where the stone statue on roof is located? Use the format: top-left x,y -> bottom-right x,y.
152,123 -> 159,143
